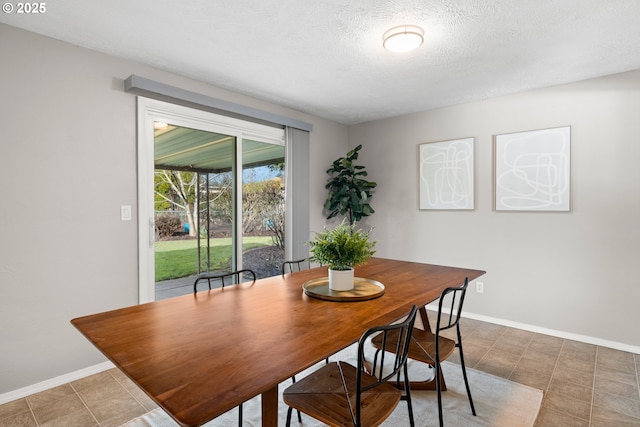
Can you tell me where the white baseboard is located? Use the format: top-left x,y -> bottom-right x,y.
3,311 -> 639,406
0,361 -> 115,405
424,303 -> 640,355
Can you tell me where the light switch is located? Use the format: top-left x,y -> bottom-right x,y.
121,205 -> 132,221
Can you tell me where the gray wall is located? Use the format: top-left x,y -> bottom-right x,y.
349,70 -> 640,350
0,23 -> 347,395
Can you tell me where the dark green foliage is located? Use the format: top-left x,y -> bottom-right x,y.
324,144 -> 377,224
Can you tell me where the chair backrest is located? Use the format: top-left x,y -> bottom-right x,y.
435,277 -> 469,337
193,269 -> 256,292
281,258 -> 311,275
356,305 -> 418,425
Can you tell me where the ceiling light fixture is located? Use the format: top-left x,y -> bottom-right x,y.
382,24 -> 424,53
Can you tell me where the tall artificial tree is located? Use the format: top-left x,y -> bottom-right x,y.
324,144 -> 377,225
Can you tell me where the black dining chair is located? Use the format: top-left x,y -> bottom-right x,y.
371,278 -> 476,427
193,268 -> 256,425
193,268 -> 256,293
283,305 -> 419,427
281,258 -> 312,275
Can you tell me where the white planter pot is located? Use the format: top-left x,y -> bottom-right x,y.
329,268 -> 355,291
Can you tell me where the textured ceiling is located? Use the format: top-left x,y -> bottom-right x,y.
2,0 -> 640,124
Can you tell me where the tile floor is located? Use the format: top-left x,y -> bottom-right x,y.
1,315 -> 639,426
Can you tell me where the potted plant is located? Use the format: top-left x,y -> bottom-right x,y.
324,144 -> 377,225
308,221 -> 376,291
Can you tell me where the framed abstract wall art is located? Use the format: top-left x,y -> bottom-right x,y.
419,137 -> 474,210
494,126 -> 571,212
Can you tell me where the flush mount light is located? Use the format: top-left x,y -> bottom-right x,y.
382,24 -> 424,53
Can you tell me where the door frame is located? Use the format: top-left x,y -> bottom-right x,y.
136,97 -> 285,303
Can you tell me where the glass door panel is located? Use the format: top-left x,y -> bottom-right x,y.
153,123 -> 236,299
241,139 -> 286,278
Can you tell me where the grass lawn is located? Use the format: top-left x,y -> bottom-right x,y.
155,236 -> 273,281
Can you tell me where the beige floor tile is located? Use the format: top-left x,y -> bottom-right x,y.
87,394 -> 147,427
120,380 -> 160,411
517,350 -> 559,374
548,377 -> 593,402
528,334 -> 564,357
591,402 -> 640,426
535,406 -> 590,427
593,389 -> 640,420
501,327 -> 535,344
475,347 -> 521,378
597,364 -> 640,388
456,346 -> 489,368
0,410 -> 37,427
595,373 -> 640,401
458,335 -> 494,367
561,341 -> 597,365
597,347 -> 637,374
469,322 -> 507,341
75,371 -> 147,425
459,317 -> 483,335
38,408 -> 98,427
509,367 -> 553,391
0,398 -> 30,419
552,363 -> 595,389
32,393 -> 96,427
556,354 -> 596,377
75,376 -> 128,408
543,390 -> 592,421
493,333 -> 530,356
26,384 -> 76,410
71,370 -> 118,393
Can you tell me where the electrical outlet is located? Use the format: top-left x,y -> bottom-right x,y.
476,281 -> 484,293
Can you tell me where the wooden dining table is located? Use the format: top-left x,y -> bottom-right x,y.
71,257 -> 485,427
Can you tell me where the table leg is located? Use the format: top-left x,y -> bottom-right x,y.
261,386 -> 278,427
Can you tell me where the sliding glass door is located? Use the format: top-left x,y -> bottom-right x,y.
138,98 -> 285,302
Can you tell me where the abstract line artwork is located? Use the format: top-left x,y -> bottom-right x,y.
494,126 -> 571,211
419,137 -> 474,210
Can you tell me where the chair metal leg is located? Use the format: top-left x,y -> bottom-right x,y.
401,363 -> 415,427
457,342 -> 476,416
285,406 -> 292,427
238,403 -> 242,425
435,361 -> 444,427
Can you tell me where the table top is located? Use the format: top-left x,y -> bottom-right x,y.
71,257 -> 485,427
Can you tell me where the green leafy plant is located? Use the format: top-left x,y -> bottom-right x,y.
308,221 -> 376,271
324,144 -> 377,225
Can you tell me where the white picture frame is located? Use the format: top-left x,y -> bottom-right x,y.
419,137 -> 474,210
494,126 -> 571,212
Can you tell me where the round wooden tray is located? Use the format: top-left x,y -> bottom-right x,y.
302,277 -> 385,302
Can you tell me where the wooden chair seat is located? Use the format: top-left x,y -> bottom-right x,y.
284,361 -> 402,427
371,327 -> 456,366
